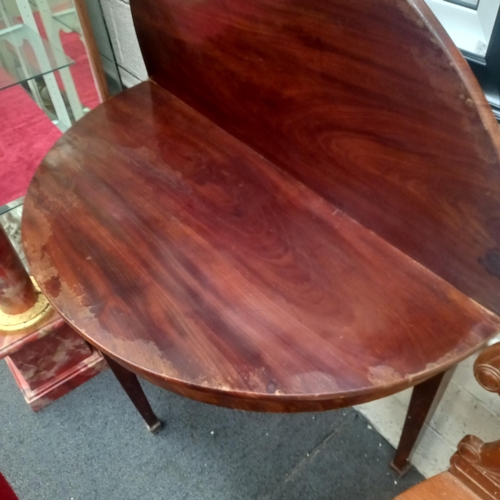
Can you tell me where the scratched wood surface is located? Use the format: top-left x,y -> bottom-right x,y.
394,472 -> 481,500
130,0 -> 500,316
22,82 -> 500,411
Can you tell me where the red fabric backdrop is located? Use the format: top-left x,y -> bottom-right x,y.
0,472 -> 19,500
0,15 -> 100,206
0,70 -> 63,206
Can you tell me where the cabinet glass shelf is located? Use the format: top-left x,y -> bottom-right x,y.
0,23 -> 74,91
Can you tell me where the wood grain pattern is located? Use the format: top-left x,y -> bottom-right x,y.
450,435 -> 500,500
394,472 -> 481,500
22,81 -> 500,411
130,0 -> 500,315
447,347 -> 500,499
474,343 -> 500,395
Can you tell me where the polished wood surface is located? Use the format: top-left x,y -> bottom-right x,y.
131,0 -> 500,316
22,81 -> 500,411
474,343 -> 500,395
448,344 -> 500,499
394,472 -> 481,500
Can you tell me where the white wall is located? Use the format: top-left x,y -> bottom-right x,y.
99,0 -> 147,88
100,0 -> 500,479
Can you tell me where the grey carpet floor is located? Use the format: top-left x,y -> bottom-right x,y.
0,361 -> 423,500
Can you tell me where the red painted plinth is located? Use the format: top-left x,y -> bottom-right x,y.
0,313 -> 106,411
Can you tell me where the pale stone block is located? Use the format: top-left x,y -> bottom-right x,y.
118,67 -> 144,89
410,425 -> 456,479
452,353 -> 500,416
428,379 -> 500,444
99,0 -> 124,65
356,393 -> 408,449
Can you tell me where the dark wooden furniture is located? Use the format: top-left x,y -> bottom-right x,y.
395,344 -> 500,499
395,473 -> 482,500
21,0 -> 500,469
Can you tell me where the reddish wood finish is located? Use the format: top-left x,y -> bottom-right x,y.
22,80 -> 500,412
130,0 -> 500,316
395,472 -> 481,500
474,342 -> 500,395
459,343 -> 500,497
0,226 -> 36,315
450,435 -> 500,499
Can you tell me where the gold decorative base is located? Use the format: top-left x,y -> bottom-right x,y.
0,278 -> 54,335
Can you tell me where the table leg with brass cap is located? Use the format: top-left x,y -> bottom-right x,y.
102,353 -> 162,432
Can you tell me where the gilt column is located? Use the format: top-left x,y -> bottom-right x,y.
0,226 -> 53,333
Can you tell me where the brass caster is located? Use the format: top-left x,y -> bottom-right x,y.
147,420 -> 163,433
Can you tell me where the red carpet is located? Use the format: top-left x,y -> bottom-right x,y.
59,30 -> 100,109
0,472 -> 19,500
0,71 -> 62,206
0,14 -> 100,206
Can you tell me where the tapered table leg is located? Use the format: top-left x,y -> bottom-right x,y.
392,368 -> 454,475
103,353 -> 162,432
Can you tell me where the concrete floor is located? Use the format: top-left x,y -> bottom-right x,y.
0,361 -> 423,500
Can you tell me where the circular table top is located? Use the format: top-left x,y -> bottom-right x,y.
22,82 -> 500,412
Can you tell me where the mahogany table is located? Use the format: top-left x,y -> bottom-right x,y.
21,0 -> 500,474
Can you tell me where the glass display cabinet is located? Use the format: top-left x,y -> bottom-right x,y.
425,0 -> 500,120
